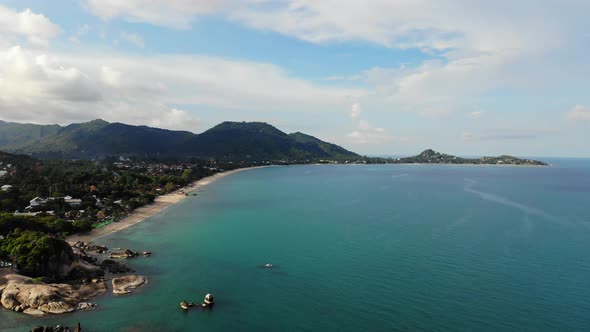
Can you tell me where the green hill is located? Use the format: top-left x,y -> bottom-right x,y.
0,120 -> 61,150
289,132 -> 358,159
0,120 -> 359,161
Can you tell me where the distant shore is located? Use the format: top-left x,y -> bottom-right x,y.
67,166 -> 267,244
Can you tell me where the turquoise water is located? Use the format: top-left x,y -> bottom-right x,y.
2,161 -> 590,331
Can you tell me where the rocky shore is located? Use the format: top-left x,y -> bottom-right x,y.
0,241 -> 149,316
0,274 -> 105,316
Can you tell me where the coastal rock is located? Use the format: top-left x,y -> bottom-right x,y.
100,259 -> 135,273
110,249 -> 138,259
37,301 -> 75,314
86,245 -> 109,253
0,274 -> 106,315
76,302 -> 96,310
23,308 -> 46,316
112,275 -> 147,295
67,261 -> 104,280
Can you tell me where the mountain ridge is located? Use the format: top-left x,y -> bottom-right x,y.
0,119 -> 359,161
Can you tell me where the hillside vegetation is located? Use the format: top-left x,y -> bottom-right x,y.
0,120 -> 359,161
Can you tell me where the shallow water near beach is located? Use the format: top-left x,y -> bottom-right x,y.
2,160 -> 590,331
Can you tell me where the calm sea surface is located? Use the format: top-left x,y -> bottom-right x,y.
1,160 -> 590,331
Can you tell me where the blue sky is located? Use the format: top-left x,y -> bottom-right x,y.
0,0 -> 589,157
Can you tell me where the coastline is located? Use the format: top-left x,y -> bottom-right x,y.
63,160 -> 544,245
67,166 -> 267,244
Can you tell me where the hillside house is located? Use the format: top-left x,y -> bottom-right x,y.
1,184 -> 12,191
64,196 -> 82,206
26,197 -> 48,210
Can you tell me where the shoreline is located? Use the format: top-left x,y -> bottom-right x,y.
67,166 -> 267,244
64,161 -> 543,245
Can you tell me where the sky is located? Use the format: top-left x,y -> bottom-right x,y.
0,0 -> 589,157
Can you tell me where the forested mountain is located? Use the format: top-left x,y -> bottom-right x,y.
0,120 -> 61,150
0,120 -> 359,161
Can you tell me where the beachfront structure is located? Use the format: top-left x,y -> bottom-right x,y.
29,197 -> 48,207
64,196 -> 82,206
1,184 -> 12,191
25,196 -> 82,210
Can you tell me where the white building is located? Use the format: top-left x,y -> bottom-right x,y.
29,197 -> 48,207
1,185 -> 13,192
64,196 -> 82,206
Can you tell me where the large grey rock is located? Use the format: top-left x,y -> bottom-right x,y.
0,274 -> 106,315
109,249 -> 138,259
112,275 -> 147,295
23,308 -> 46,316
76,302 -> 96,310
38,301 -> 75,314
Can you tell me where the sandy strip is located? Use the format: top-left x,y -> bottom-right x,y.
67,166 -> 267,244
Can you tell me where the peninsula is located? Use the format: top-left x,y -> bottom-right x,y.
369,149 -> 548,166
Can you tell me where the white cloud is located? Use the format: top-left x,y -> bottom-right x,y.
0,5 -> 61,46
120,32 -> 145,48
84,0 -> 231,29
0,43 -> 363,131
78,1 -> 590,122
350,102 -> 361,119
347,126 -> 389,144
567,105 -> 590,121
229,0 -> 569,53
0,46 -> 101,102
148,108 -> 200,132
226,1 -> 589,119
469,111 -> 484,119
346,103 -> 390,144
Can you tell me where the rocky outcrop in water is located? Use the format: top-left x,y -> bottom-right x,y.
31,322 -> 82,332
0,240 -> 151,317
110,249 -> 139,259
100,259 -> 135,273
0,274 -> 106,316
112,275 -> 147,295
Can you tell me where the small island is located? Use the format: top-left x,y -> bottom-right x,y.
368,149 -> 547,166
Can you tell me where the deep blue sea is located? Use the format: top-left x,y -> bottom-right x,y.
1,159 -> 590,331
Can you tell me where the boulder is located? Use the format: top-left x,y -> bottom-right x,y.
100,259 -> 135,273
0,274 -> 106,315
37,301 -> 75,314
76,302 -> 96,310
112,275 -> 147,295
86,245 -> 108,253
23,308 -> 46,316
109,249 -> 138,259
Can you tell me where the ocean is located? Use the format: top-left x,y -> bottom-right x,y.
1,160 -> 589,331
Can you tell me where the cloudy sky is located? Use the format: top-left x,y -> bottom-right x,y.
0,0 -> 589,157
